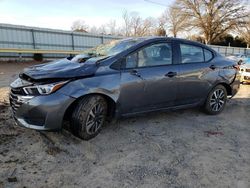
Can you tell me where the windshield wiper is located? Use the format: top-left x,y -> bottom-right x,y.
87,52 -> 96,56
88,52 -> 107,57
97,53 -> 107,56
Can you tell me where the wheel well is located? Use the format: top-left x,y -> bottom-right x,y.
217,83 -> 232,96
63,94 -> 116,122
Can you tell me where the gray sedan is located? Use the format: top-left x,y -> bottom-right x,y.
10,37 -> 241,140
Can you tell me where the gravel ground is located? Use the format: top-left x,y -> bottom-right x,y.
0,62 -> 250,188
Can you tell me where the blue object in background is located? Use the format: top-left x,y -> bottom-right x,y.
246,58 -> 250,64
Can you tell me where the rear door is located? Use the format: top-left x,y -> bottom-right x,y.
175,42 -> 218,105
119,42 -> 179,115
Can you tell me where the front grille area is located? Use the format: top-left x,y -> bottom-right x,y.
9,89 -> 43,126
9,91 -> 24,115
11,88 -> 26,95
245,69 -> 250,73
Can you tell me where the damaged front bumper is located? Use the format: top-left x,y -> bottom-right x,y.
10,91 -> 75,131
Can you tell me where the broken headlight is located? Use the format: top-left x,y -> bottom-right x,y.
23,81 -> 68,95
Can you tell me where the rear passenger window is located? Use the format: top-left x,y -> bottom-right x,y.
204,49 -> 213,61
180,44 -> 204,63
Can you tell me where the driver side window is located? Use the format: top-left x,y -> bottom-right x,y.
125,43 -> 172,69
126,53 -> 138,69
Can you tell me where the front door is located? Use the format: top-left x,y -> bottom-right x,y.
119,42 -> 179,115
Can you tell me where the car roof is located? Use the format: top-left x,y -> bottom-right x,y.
119,36 -> 215,53
121,36 -> 207,46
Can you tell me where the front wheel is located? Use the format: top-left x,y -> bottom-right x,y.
204,85 -> 227,115
71,95 -> 108,140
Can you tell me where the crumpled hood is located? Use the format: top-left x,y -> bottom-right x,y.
20,57 -> 107,81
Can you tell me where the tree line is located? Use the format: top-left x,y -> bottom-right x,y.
71,0 -> 250,47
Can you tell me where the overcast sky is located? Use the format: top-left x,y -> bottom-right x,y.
0,0 -> 173,30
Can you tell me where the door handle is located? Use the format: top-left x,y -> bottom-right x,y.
209,65 -> 216,70
130,69 -> 141,77
165,71 -> 177,78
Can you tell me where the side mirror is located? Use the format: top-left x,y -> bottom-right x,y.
67,56 -> 73,60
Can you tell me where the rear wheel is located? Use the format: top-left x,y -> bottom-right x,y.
71,95 -> 108,140
204,85 -> 227,115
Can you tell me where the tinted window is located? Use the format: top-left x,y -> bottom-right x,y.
126,43 -> 172,68
204,49 -> 213,61
180,44 -> 204,63
126,53 -> 138,69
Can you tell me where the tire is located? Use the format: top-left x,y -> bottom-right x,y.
71,95 -> 108,140
204,85 -> 227,115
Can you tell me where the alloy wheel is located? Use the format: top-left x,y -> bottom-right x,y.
210,89 -> 225,112
85,103 -> 105,135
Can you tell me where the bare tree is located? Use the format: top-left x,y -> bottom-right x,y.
161,6 -> 189,37
155,27 -> 167,36
138,17 -> 157,36
175,0 -> 248,44
71,20 -> 88,32
155,15 -> 167,36
238,15 -> 250,47
89,26 -> 99,34
130,12 -> 142,36
187,34 -> 205,43
88,20 -> 120,35
122,10 -> 156,36
98,25 -> 107,35
122,10 -> 132,36
106,20 -> 117,35
91,25 -> 107,35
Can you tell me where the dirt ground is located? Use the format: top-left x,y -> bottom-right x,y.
0,61 -> 250,188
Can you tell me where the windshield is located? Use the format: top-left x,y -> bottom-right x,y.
86,39 -> 142,56
71,39 -> 142,62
